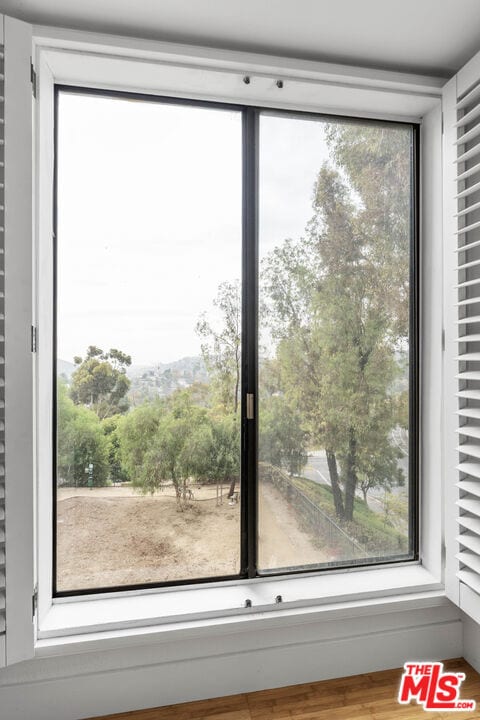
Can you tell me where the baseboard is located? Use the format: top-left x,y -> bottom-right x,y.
0,601 -> 462,720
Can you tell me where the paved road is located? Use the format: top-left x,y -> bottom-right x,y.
303,453 -> 331,486
302,451 -> 407,516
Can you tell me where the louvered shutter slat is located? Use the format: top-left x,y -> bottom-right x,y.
456,182 -> 480,203
457,531 -> 480,555
458,516 -> 480,536
456,82 -> 480,110
456,104 -> 480,128
455,123 -> 480,146
457,238 -> 480,254
456,279 -> 480,291
457,424 -> 480,440
456,144 -> 480,164
456,295 -> 480,305
458,443 -> 480,459
458,479 -> 480,497
457,168 -> 480,189
457,257 -> 480,271
458,498 -> 480,517
457,199 -> 480,217
457,390 -> 480,401
458,569 -> 480,595
457,550 -> 480,574
457,316 -> 480,324
457,371 -> 480,380
457,408 -> 480,420
456,352 -> 480,360
458,461 -> 480,479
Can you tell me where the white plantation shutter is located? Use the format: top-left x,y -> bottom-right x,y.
443,54 -> 480,622
455,77 -> 480,605
1,14 -> 34,667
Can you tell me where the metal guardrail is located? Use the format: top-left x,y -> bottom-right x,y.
259,462 -> 366,560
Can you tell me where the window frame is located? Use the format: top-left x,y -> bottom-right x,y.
32,31 -> 444,649
52,84 -> 420,598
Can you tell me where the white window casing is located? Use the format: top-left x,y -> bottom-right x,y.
2,15 -> 447,661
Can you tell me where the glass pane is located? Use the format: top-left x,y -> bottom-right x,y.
55,91 -> 242,592
258,113 -> 413,572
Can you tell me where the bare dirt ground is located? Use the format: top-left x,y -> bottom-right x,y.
258,482 -> 328,569
56,482 -> 325,592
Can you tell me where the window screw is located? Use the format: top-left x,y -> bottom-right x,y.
244,598 -> 252,608
276,80 -> 284,89
275,595 -> 283,604
243,76 -> 251,85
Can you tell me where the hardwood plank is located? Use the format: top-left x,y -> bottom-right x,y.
88,658 -> 480,720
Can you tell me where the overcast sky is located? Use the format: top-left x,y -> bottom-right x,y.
57,92 -> 330,366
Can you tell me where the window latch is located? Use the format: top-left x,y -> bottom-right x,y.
246,393 -> 254,420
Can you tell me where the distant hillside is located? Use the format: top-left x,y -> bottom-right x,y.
127,356 -> 209,405
57,355 -> 209,404
57,358 -> 75,382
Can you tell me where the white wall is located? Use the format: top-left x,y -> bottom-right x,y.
0,602 -> 462,720
462,613 -> 480,673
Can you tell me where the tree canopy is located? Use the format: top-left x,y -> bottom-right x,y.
260,123 -> 410,521
57,382 -> 109,487
70,346 -> 132,419
196,280 -> 241,415
116,389 -> 240,506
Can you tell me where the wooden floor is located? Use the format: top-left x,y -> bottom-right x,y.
89,659 -> 480,720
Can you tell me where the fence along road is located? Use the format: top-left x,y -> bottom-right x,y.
259,462 -> 366,562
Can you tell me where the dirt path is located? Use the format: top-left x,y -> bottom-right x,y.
258,482 -> 329,570
56,482 -> 325,592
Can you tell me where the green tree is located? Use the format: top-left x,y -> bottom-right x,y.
117,387 -> 241,505
116,400 -> 165,481
57,382 -> 109,487
193,414 -> 240,500
102,415 -> 130,484
261,124 -> 410,522
196,280 -> 241,415
140,403 -> 213,506
358,440 -> 404,506
259,394 -> 308,477
70,345 -> 132,419
118,391 -> 211,506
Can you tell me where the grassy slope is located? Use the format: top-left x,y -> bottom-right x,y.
292,476 -> 408,555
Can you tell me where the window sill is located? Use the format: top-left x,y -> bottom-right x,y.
36,564 -> 443,656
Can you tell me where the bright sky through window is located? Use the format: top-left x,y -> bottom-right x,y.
57,93 -> 329,366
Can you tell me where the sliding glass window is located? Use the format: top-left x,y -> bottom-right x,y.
54,89 -> 243,593
54,87 -> 417,596
257,113 -> 416,573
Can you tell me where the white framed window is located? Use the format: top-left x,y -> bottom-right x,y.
3,17 -> 446,664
